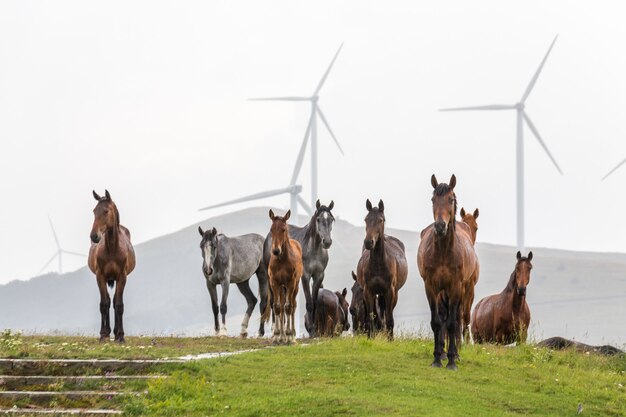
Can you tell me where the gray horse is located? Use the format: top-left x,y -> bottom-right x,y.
198,227 -> 268,338
263,200 -> 335,337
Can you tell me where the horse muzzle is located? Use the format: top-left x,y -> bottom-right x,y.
364,239 -> 374,250
517,287 -> 527,296
434,222 -> 447,236
322,239 -> 332,249
90,233 -> 100,244
272,248 -> 281,256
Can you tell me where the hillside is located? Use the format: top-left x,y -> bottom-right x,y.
1,207 -> 625,347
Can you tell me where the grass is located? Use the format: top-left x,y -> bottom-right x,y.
123,337 -> 625,417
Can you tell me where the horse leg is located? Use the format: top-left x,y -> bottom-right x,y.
384,289 -> 396,341
218,280 -> 230,337
428,294 -> 443,367
271,284 -> 282,344
286,281 -> 299,344
363,288 -> 377,339
256,265 -> 269,337
463,282 -> 475,345
310,272 -> 324,337
236,280 -> 257,339
96,275 -> 111,342
300,274 -> 314,336
113,275 -> 127,343
446,300 -> 461,371
206,282 -> 220,334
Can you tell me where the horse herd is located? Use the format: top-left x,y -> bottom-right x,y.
87,174 -> 534,370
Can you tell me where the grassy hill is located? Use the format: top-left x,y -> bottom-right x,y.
1,207 -> 625,347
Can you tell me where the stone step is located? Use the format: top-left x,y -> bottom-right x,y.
0,408 -> 122,415
0,390 -> 136,409
0,359 -> 183,376
0,375 -> 164,391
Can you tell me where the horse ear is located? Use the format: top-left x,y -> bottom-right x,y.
366,199 -> 372,211
284,210 -> 291,221
351,271 -> 357,281
527,251 -> 533,261
378,200 -> 384,211
516,251 -> 522,260
473,208 -> 479,219
316,200 -> 321,210
92,190 -> 101,201
449,174 -> 456,190
269,209 -> 275,220
105,189 -> 111,200
328,200 -> 334,211
211,227 -> 217,236
431,174 -> 438,189
460,207 -> 466,217
198,226 -> 204,237
342,288 -> 348,298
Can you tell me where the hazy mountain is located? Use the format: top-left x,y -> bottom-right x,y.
1,207 -> 625,347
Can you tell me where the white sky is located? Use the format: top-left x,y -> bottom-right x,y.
2,1 -> 626,283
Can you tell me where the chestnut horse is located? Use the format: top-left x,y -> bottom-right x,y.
471,251 -> 532,344
459,207 -> 479,245
459,207 -> 480,344
88,190 -> 136,343
262,210 -> 303,344
356,199 -> 408,340
417,175 -> 478,370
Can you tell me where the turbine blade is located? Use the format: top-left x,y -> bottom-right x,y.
601,157 -> 626,181
199,187 -> 292,211
313,43 -> 344,96
248,97 -> 311,102
38,253 -> 58,274
48,215 -> 61,249
520,35 -> 558,103
439,104 -> 515,111
297,195 -> 313,216
62,250 -> 87,258
290,112 -> 314,185
523,112 -> 563,175
316,105 -> 344,155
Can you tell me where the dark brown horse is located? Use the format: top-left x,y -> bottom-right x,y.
471,251 -> 532,344
417,175 -> 478,370
262,210 -> 303,344
459,207 -> 480,343
307,288 -> 350,337
88,190 -> 136,343
356,199 -> 408,340
349,271 -> 382,334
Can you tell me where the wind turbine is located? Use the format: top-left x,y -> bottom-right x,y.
440,35 -> 563,251
249,43 -> 345,207
601,155 -> 626,181
39,216 -> 86,275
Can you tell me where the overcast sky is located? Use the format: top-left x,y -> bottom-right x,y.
2,1 -> 626,283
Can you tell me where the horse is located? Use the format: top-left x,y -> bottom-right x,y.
471,251 -> 532,345
198,227 -> 268,338
305,288 -> 350,337
356,199 -> 408,340
537,337 -> 624,356
459,207 -> 479,245
88,190 -> 136,343
349,271 -> 382,334
262,209 -> 303,344
459,207 -> 480,344
417,174 -> 478,370
263,200 -> 335,337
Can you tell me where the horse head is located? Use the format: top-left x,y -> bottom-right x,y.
314,200 -> 335,249
335,287 -> 350,332
90,190 -> 119,244
430,174 -> 457,237
364,199 -> 385,250
514,251 -> 533,296
269,209 -> 291,257
198,226 -> 218,276
460,207 -> 479,243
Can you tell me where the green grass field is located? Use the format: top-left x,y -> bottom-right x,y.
2,332 -> 624,416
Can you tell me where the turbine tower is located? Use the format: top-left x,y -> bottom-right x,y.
440,35 -> 563,251
249,43 -> 345,207
39,216 -> 86,275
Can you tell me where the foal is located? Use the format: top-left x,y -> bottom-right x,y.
263,210 -> 303,344
88,190 -> 135,343
471,251 -> 532,344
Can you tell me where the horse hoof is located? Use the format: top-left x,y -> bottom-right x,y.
99,336 -> 109,343
115,337 -> 125,344
431,361 -> 443,368
240,331 -> 248,339
446,363 -> 458,371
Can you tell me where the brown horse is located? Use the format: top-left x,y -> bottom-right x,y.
417,175 -> 478,370
356,199 -> 408,340
88,190 -> 136,343
459,207 -> 480,344
459,207 -> 479,245
262,209 -> 303,344
471,251 -> 532,344
307,288 -> 350,337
